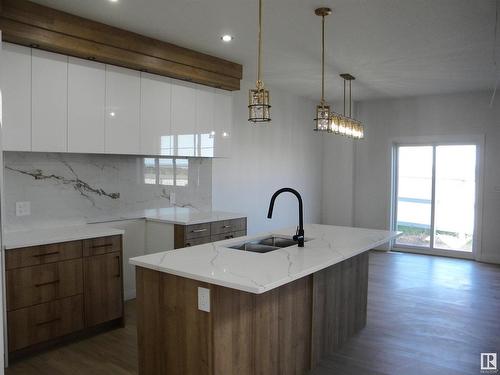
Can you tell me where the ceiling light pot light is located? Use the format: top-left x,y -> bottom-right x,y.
221,35 -> 233,42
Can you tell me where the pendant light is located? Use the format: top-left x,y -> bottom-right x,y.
248,0 -> 271,123
332,74 -> 364,139
313,7 -> 332,131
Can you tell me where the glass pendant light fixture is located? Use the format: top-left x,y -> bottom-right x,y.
313,7 -> 332,131
248,0 -> 271,123
331,73 -> 365,139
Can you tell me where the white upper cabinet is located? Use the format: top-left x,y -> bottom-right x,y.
196,86 -> 215,157
140,72 -> 172,155
171,80 -> 197,157
213,89 -> 233,158
68,57 -> 105,153
31,49 -> 68,152
0,43 -> 32,151
105,65 -> 141,154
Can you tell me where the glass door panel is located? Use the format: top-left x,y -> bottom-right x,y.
395,146 -> 433,247
433,145 -> 476,252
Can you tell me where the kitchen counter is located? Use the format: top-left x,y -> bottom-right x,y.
133,223 -> 400,374
88,207 -> 246,225
4,224 -> 125,249
130,223 -> 400,294
4,208 -> 245,249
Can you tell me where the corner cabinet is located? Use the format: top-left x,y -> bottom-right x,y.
5,235 -> 124,359
0,42 -> 233,158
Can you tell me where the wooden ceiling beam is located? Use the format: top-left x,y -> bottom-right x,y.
0,0 -> 242,90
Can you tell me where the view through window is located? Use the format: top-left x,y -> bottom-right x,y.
394,144 -> 477,252
143,157 -> 189,187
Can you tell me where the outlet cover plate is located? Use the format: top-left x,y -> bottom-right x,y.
198,287 -> 210,312
15,201 -> 31,216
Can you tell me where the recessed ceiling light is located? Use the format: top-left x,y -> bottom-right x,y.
221,35 -> 233,42
109,0 -> 119,3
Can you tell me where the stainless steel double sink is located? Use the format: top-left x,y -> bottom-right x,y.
228,236 -> 309,254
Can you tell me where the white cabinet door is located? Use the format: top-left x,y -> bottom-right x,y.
171,80 -> 197,156
105,65 -> 140,154
0,43 -> 32,151
68,57 -> 105,153
140,72 -> 172,155
196,86 -> 215,157
213,89 -> 233,158
31,49 -> 68,152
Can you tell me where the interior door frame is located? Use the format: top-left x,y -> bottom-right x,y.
388,134 -> 485,261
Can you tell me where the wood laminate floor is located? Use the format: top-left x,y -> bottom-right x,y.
6,251 -> 500,375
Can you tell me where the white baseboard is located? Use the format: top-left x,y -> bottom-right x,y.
124,288 -> 136,301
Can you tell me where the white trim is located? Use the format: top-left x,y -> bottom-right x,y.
391,245 -> 474,260
389,134 -> 485,261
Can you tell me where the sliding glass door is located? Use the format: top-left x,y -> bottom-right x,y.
393,144 -> 477,256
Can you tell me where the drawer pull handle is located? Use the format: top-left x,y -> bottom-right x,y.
35,280 -> 60,287
92,243 -> 114,249
36,318 -> 61,326
115,255 -> 121,278
191,229 -> 207,233
33,251 -> 60,258
222,225 -> 231,229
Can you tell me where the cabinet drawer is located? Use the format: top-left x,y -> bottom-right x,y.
211,218 -> 246,235
211,230 -> 247,242
83,235 -> 122,256
8,294 -> 84,352
7,259 -> 83,311
184,236 -> 212,247
6,241 -> 82,270
185,223 -> 211,240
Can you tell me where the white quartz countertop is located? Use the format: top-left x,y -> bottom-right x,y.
88,207 -> 246,226
129,224 -> 400,294
4,225 -> 125,249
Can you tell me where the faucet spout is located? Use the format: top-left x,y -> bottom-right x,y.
267,188 -> 305,247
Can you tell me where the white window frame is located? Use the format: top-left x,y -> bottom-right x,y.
389,135 -> 484,260
142,157 -> 188,187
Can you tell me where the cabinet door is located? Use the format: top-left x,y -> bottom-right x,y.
68,57 -> 105,153
84,252 -> 123,327
32,49 -> 68,152
213,89 -> 233,157
171,80 -> 197,156
196,86 -> 215,157
0,43 -> 32,151
105,65 -> 140,154
140,72 -> 172,155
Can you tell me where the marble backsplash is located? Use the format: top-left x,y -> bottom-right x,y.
3,152 -> 212,231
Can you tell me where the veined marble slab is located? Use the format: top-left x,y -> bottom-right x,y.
129,224 -> 400,294
4,225 -> 125,249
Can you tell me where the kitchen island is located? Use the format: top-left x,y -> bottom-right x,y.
130,224 -> 399,375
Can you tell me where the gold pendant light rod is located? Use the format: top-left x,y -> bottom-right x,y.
313,7 -> 332,131
248,0 -> 271,123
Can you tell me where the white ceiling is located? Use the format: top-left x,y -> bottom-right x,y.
31,0 -> 499,101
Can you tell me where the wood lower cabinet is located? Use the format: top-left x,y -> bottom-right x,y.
84,252 -> 124,327
174,217 -> 247,249
6,235 -> 124,358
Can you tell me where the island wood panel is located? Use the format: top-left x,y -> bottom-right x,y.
136,268 -> 212,375
310,252 -> 369,368
136,252 -> 368,375
0,0 -> 242,90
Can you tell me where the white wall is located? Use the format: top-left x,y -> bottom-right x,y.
353,91 -> 500,263
321,100 -> 356,227
212,80 -> 323,235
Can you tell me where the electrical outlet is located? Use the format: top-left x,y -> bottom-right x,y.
198,287 -> 210,312
15,201 -> 31,216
